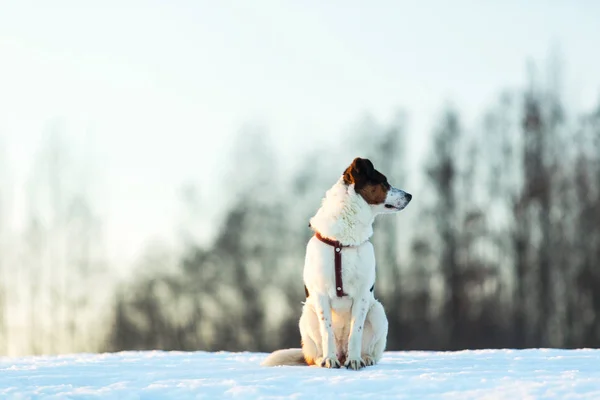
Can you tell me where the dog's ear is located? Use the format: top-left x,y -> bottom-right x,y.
354,158 -> 374,177
343,157 -> 374,188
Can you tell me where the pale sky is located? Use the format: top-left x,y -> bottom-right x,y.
1,0 -> 599,265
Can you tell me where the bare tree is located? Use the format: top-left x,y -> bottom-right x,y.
0,139 -> 7,355
20,124 -> 107,355
426,108 -> 462,348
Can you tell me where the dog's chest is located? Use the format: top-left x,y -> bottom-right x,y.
304,238 -> 376,300
338,247 -> 371,293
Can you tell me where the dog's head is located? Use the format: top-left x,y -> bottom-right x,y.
342,157 -> 412,214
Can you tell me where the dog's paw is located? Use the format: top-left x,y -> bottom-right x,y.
317,356 -> 341,369
361,355 -> 375,367
345,357 -> 366,370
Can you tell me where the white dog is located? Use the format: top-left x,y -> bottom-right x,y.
262,157 -> 412,370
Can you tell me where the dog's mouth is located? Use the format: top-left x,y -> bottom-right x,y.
385,204 -> 401,210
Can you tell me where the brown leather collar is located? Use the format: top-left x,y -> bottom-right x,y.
315,232 -> 349,297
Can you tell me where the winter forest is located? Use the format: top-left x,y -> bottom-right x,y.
2,60 -> 600,357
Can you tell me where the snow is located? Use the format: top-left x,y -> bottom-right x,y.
2,349 -> 600,399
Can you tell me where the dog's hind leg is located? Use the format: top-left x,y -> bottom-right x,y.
361,300 -> 388,366
299,302 -> 321,366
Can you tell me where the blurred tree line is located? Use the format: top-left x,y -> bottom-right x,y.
2,61 -> 600,355
106,62 -> 600,352
0,125 -> 109,356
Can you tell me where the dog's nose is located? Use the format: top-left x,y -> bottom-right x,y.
405,193 -> 412,202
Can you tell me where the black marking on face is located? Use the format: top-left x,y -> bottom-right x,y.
342,157 -> 391,205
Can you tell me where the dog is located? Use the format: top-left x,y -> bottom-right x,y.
262,157 -> 412,370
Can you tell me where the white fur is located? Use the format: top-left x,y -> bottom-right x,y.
308,178 -> 376,246
262,175 -> 410,369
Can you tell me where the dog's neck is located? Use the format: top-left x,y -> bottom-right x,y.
309,177 -> 375,246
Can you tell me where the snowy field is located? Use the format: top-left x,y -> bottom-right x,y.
2,349 -> 600,399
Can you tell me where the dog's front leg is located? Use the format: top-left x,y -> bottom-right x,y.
314,294 -> 340,368
346,295 -> 369,370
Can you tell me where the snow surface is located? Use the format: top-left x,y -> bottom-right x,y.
2,349 -> 600,399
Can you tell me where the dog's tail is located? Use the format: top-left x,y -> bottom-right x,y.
261,348 -> 306,367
